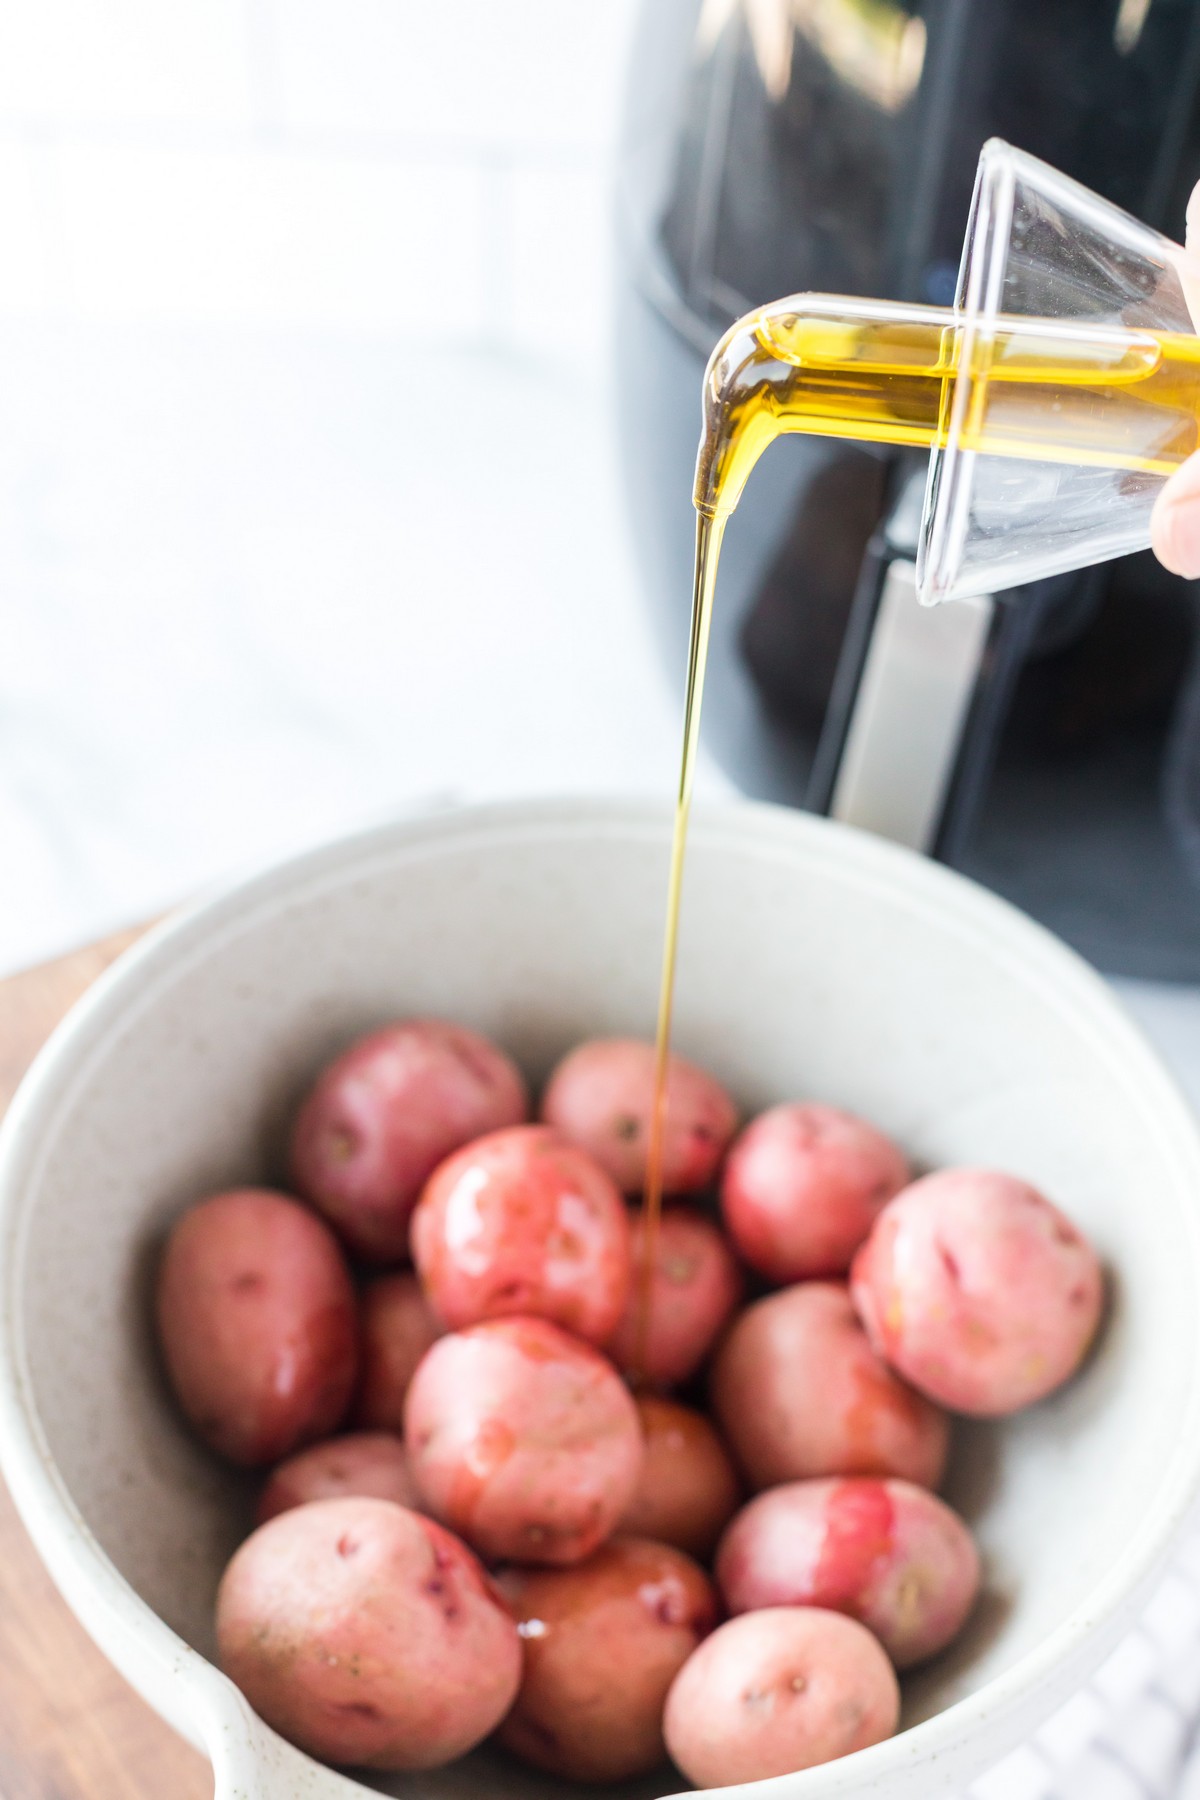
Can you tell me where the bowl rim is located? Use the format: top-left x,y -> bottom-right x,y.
1,792 -> 1200,1798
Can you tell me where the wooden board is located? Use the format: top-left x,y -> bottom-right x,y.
0,927 -> 212,1800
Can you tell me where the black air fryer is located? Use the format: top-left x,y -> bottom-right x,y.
616,0 -> 1200,979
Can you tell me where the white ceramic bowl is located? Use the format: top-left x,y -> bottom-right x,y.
1,797 -> 1199,1800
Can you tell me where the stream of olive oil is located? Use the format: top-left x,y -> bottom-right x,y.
632,512 -> 724,1374
630,297 -> 1200,1365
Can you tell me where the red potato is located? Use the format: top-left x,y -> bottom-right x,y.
620,1398 -> 742,1561
497,1537 -> 719,1782
608,1206 -> 744,1388
256,1431 -> 422,1525
851,1168 -> 1105,1416
405,1316 -> 643,1565
156,1188 -> 358,1466
290,1019 -> 528,1262
716,1477 -> 980,1668
217,1498 -> 521,1769
410,1126 -> 632,1347
710,1281 -> 949,1491
540,1038 -> 738,1195
355,1271 -> 443,1432
721,1102 -> 909,1282
663,1607 -> 899,1786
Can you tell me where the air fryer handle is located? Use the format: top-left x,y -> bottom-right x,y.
827,558 -> 993,854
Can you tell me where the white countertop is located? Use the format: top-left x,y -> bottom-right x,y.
0,315 -> 707,973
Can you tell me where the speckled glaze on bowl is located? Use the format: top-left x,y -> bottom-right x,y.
0,798 -> 1199,1800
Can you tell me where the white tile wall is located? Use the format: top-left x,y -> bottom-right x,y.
507,159 -> 612,359
0,143 -> 52,309
53,142 -> 487,330
267,0 -> 635,149
0,0 -> 640,364
0,0 -> 254,127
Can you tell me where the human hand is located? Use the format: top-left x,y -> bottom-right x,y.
1151,184 -> 1200,577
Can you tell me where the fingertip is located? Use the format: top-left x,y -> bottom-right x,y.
1187,180 -> 1200,249
1152,488 -> 1200,579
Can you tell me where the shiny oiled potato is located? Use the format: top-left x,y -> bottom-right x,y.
851,1168 -> 1105,1416
405,1316 -> 643,1565
721,1102 -> 908,1281
217,1498 -> 521,1770
620,1397 -> 741,1561
410,1126 -> 632,1347
156,1188 -> 358,1466
498,1537 -> 718,1782
710,1282 -> 949,1490
607,1205 -> 744,1388
663,1607 -> 899,1786
540,1038 -> 738,1194
256,1431 -> 422,1525
354,1271 -> 443,1432
290,1019 -> 528,1262
716,1477 -> 980,1667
